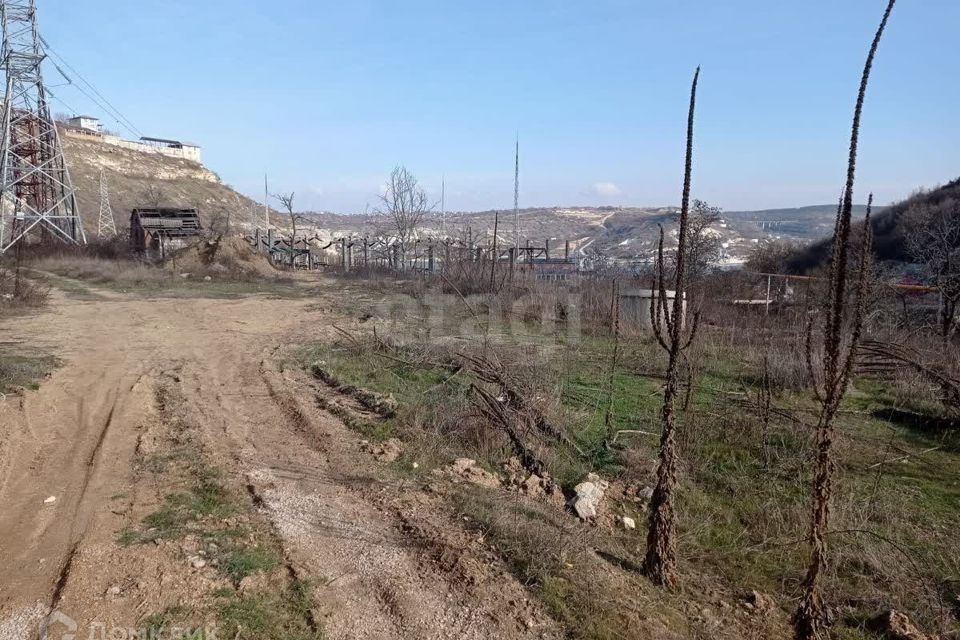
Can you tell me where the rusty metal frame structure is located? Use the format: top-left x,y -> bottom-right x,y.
0,0 -> 84,253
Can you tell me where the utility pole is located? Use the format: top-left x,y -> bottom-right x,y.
263,173 -> 270,229
250,200 -> 257,231
513,135 -> 520,253
440,175 -> 445,238
97,169 -> 117,239
0,0 -> 86,253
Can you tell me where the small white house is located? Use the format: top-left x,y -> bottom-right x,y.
66,115 -> 102,133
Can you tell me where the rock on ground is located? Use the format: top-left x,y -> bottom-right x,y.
438,458 -> 502,489
571,473 -> 609,520
361,438 -> 404,463
871,610 -> 933,640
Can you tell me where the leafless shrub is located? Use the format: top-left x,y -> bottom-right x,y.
859,340 -> 960,418
140,183 -> 170,208
903,197 -> 960,340
0,268 -> 50,311
765,342 -> 812,391
746,238 -> 802,274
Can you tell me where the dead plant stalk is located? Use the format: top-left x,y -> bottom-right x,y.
794,1 -> 895,637
642,66 -> 703,589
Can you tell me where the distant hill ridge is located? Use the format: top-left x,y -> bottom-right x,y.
784,179 -> 960,273
63,132 -> 879,262
302,204 -> 840,264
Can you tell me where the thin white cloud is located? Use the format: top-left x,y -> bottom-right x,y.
591,182 -> 622,198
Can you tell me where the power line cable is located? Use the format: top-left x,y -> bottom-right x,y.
48,78 -> 136,137
62,81 -> 140,137
41,35 -> 139,131
47,89 -> 80,115
48,88 -> 130,139
39,35 -> 144,137
46,70 -> 140,138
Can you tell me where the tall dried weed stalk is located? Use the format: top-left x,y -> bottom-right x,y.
642,66 -> 703,589
794,1 -> 895,637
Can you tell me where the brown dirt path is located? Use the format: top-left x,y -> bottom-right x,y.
0,278 -> 558,640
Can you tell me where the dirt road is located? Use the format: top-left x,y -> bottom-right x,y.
0,280 -> 558,640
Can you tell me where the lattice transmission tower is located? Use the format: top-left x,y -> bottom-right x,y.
97,169 -> 116,238
0,0 -> 84,254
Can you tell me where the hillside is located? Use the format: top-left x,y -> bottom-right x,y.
724,204 -> 874,241
785,179 -> 960,273
60,133 -> 852,265
301,205 -> 841,265
62,133 -> 279,236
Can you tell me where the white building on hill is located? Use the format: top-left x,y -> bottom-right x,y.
139,137 -> 202,163
66,115 -> 102,133
61,124 -> 204,164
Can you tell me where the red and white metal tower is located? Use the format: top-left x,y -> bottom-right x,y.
0,0 -> 84,253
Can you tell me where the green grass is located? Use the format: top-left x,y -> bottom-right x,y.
295,315 -> 960,638
119,480 -> 284,584
296,341 -> 457,406
221,545 -> 281,583
27,270 -> 106,300
29,256 -> 313,300
140,607 -> 197,639
216,580 -> 321,640
0,345 -> 60,393
122,376 -> 325,638
120,477 -> 237,545
295,341 -> 472,450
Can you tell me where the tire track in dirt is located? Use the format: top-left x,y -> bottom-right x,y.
0,288 -> 175,635
237,362 -> 561,640
1,281 -> 561,640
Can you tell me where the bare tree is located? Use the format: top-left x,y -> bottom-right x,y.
794,1 -> 895,637
904,197 -> 960,340
641,66 -> 703,589
745,238 -> 799,274
674,199 -> 723,282
376,166 -> 433,268
141,184 -> 168,208
273,191 -> 306,267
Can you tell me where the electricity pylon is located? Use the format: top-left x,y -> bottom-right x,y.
0,0 -> 85,253
97,169 -> 116,239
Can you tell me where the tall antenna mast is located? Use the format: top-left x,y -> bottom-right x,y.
440,175 -> 445,237
513,135 -> 520,252
0,0 -> 85,253
96,169 -> 116,239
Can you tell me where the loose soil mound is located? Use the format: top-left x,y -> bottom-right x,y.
167,236 -> 278,279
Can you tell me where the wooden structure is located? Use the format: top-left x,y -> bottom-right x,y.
129,208 -> 202,257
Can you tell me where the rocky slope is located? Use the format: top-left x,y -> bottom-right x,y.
63,133 -> 277,236
61,132 -> 844,263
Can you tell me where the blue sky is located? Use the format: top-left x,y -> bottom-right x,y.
42,0 -> 959,213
